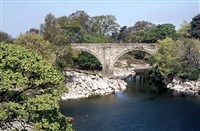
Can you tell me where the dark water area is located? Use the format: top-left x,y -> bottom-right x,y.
60,69 -> 200,131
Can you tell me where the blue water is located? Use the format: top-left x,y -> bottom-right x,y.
60,70 -> 200,131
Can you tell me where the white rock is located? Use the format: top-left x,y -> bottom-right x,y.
62,71 -> 128,100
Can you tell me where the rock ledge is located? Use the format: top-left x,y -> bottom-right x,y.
61,71 -> 127,100
167,78 -> 200,96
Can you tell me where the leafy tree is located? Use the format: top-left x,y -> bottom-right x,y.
57,12 -> 120,43
15,31 -> 74,70
153,38 -> 200,80
51,31 -> 75,69
0,43 -> 73,130
117,26 -> 128,43
153,38 -> 179,77
14,33 -> 52,61
91,15 -> 120,36
176,39 -> 200,79
131,20 -> 156,33
142,24 -> 176,43
26,28 -> 39,34
40,13 -> 60,43
54,44 -> 74,69
190,14 -> 200,39
0,31 -> 12,42
115,21 -> 155,43
57,11 -> 92,43
177,20 -> 191,38
57,16 -> 84,43
68,10 -> 91,34
126,31 -> 146,43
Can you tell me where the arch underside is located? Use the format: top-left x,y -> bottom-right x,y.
111,49 -> 153,68
75,48 -> 104,68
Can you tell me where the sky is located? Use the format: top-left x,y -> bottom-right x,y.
0,0 -> 199,38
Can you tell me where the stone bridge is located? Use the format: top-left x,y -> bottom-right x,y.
71,43 -> 158,77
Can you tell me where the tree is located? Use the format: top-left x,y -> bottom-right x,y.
132,20 -> 156,33
0,31 -> 12,42
40,13 -> 60,43
0,43 -> 73,130
68,10 -> 91,34
190,14 -> 200,39
14,33 -> 52,61
15,32 -> 74,70
176,39 -> 200,79
116,21 -> 155,43
177,20 -> 191,38
57,11 -> 92,43
26,28 -> 39,34
91,15 -> 120,36
52,30 -> 75,69
117,26 -> 128,43
142,24 -> 176,43
153,38 -> 200,80
57,16 -> 84,43
53,44 -> 74,69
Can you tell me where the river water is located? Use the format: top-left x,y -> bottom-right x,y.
60,70 -> 200,131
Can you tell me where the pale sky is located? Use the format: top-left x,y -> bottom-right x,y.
0,0 -> 199,38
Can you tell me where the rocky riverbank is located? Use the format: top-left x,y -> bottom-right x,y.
61,71 -> 127,100
113,67 -> 136,78
167,78 -> 200,96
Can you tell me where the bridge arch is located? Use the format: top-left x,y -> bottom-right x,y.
75,48 -> 104,70
111,48 -> 153,70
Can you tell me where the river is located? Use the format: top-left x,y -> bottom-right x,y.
60,69 -> 200,131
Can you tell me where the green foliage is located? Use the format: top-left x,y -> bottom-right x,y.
142,24 -> 176,43
0,31 -> 12,43
115,21 -> 155,43
91,15 -> 120,36
177,20 -> 191,38
116,26 -> 128,43
57,15 -> 85,43
176,39 -> 200,79
68,10 -> 90,34
132,20 -> 156,33
127,31 -> 146,43
15,31 -> 75,71
0,43 -> 71,130
26,28 -> 40,34
153,38 -> 200,80
190,14 -> 200,39
14,33 -> 52,60
75,52 -> 102,70
55,45 -> 74,69
40,13 -> 60,43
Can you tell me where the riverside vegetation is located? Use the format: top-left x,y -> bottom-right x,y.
1,11 -> 200,130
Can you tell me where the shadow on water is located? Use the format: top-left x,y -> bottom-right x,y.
124,69 -> 169,100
